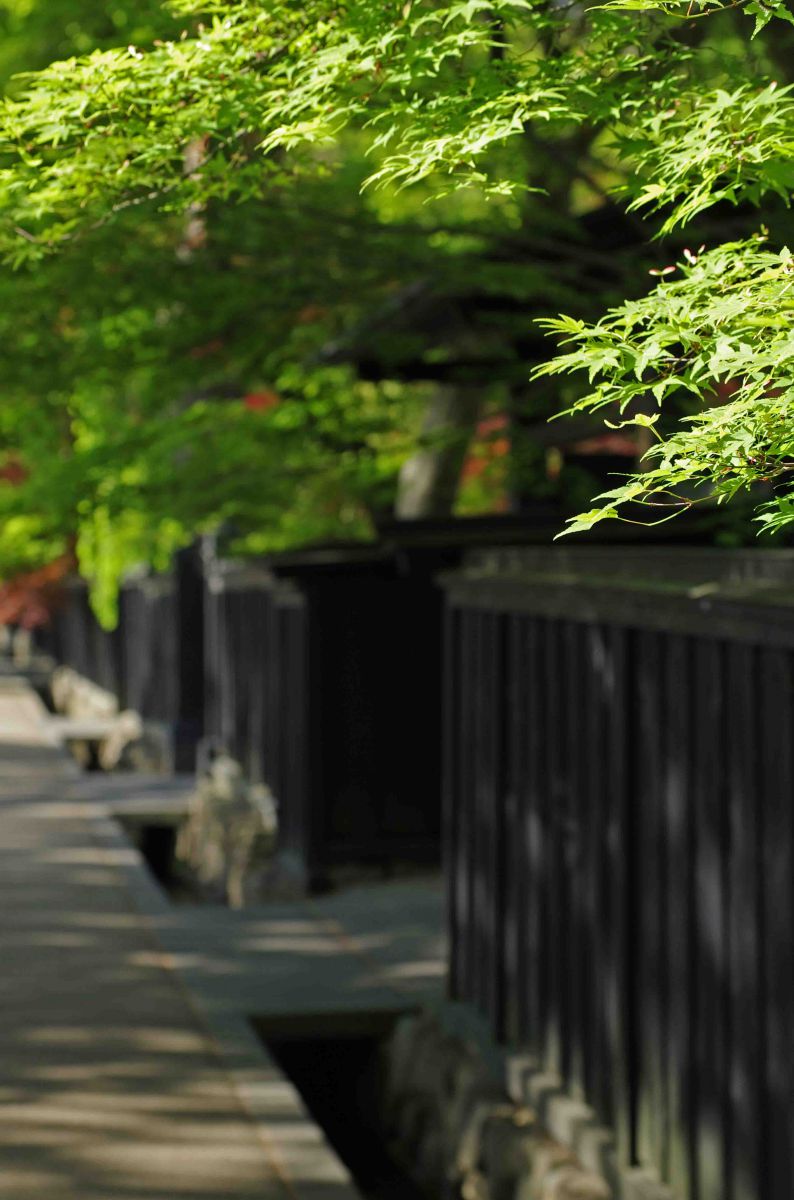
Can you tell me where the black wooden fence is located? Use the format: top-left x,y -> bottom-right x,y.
202,556 -> 278,780
40,533 -> 451,885
204,543 -> 446,889
34,529 -> 794,1196
191,518 -> 579,882
442,546 -> 794,1200
45,555 -> 201,767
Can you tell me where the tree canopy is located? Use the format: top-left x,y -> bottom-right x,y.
0,0 -> 793,617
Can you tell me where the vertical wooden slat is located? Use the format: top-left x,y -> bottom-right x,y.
664,634 -> 697,1200
693,637 -> 728,1200
248,590 -> 268,782
726,641 -> 762,1200
503,614 -> 524,1044
203,582 -> 219,742
299,597 -> 314,879
219,589 -> 235,750
544,618 -> 566,1081
264,593 -> 282,793
476,610 -> 506,1033
287,594 -> 312,880
443,600 -> 461,1001
453,606 -> 476,1003
605,625 -> 633,1165
759,646 -> 794,1199
525,616 -> 547,1060
635,630 -> 668,1179
564,620 -> 587,1100
583,622 -> 608,1125
492,612 -> 508,1041
480,610 -> 495,1025
471,609 -> 488,1017
513,615 -> 533,1049
237,591 -> 251,765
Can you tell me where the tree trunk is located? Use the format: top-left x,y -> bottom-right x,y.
395,384 -> 481,518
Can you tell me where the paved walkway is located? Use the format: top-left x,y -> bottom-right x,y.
0,676 -> 445,1200
71,774 -> 445,1025
0,679 -> 363,1200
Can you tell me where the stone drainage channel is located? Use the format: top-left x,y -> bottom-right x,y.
256,1012 -> 426,1200
129,815 -> 428,1200
127,813 -> 615,1200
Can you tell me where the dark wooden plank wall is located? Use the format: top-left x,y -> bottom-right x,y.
270,592 -> 310,874
200,569 -> 315,883
118,579 -> 177,722
226,590 -> 250,765
49,577 -> 176,723
759,649 -> 794,1200
45,569 -> 202,759
202,577 -> 283,785
50,581 -> 112,689
241,587 -> 267,784
173,546 -> 205,769
201,576 -> 224,746
445,599 -> 794,1200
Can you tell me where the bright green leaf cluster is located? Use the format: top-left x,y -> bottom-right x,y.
0,0 -> 793,606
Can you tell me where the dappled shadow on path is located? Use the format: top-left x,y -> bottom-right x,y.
0,754 -> 322,1200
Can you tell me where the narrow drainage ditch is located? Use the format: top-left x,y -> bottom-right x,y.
118,817 -> 207,903
129,823 -> 432,1197
253,1012 -> 427,1200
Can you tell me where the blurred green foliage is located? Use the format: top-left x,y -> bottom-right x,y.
0,0 -> 792,618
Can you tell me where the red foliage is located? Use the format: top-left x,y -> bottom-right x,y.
0,554 -> 75,629
188,337 -> 225,359
244,388 -> 280,412
0,456 -> 29,486
460,414 -> 510,482
295,304 -> 327,324
570,432 -> 638,456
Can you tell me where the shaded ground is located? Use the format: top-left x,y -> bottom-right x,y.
70,774 -> 445,1023
0,676 -> 446,1200
0,679 -> 357,1199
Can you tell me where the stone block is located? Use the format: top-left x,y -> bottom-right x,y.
177,754 -> 277,907
540,1166 -> 612,1200
479,1114 -> 538,1200
51,665 -> 118,719
375,1010 -> 611,1200
461,1168 -> 491,1200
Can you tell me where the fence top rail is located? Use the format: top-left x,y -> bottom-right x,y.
454,545 -> 794,586
57,570 -> 175,599
121,572 -> 175,600
442,546 -> 794,645
204,558 -> 278,594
